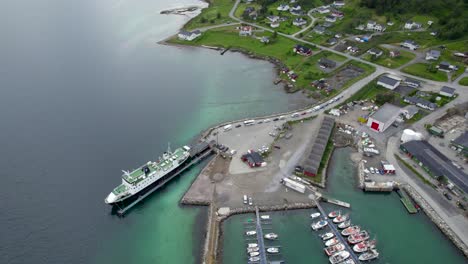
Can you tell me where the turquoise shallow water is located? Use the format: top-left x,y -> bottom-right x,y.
222,148 -> 466,264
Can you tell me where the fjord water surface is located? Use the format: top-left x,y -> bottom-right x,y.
0,1 -> 301,263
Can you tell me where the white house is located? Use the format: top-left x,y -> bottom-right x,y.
270,21 -> 280,28
325,15 -> 337,23
290,5 -> 301,11
317,7 -> 330,14
402,105 -> 419,119
401,40 -> 419,50
425,50 -> 441,61
277,4 -> 289,11
367,48 -> 383,57
293,18 -> 307,26
404,21 -> 422,30
439,86 -> 456,97
367,103 -> 403,132
178,30 -> 201,41
267,15 -> 279,23
239,26 -> 253,36
377,75 -> 401,90
333,1 -> 345,8
366,21 -> 386,32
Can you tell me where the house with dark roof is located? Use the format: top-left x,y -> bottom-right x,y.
325,15 -> 337,22
367,103 -> 403,132
401,40 -> 419,50
293,17 -> 307,26
367,48 -> 383,57
377,75 -> 401,90
439,86 -> 456,97
241,151 -> 265,167
404,96 -> 437,111
425,50 -> 441,61
437,61 -> 458,72
451,132 -> 468,155
313,25 -> 326,34
331,10 -> 344,18
318,57 -> 337,69
293,44 -> 312,56
404,78 -> 421,88
400,140 -> 468,193
333,1 -> 345,8
402,105 -> 419,119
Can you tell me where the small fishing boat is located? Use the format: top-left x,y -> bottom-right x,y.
320,232 -> 334,241
348,230 -> 369,244
324,243 -> 345,256
325,237 -> 340,247
338,219 -> 351,229
333,214 -> 349,224
264,233 -> 278,240
247,243 -> 258,248
266,247 -> 279,254
246,230 -> 256,236
328,210 -> 340,218
249,256 -> 260,262
310,212 -> 321,219
341,226 -> 360,236
249,251 -> 260,257
247,247 -> 259,253
260,215 -> 270,220
329,250 -> 350,264
359,249 -> 379,261
311,220 -> 328,231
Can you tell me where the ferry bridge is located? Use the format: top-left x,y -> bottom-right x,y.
316,201 -> 361,264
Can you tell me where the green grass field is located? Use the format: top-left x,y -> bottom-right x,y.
184,0 -> 235,30
362,48 -> 415,69
401,63 -> 448,82
459,77 -> 468,86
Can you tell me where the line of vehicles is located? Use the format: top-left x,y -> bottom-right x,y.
310,210 -> 380,264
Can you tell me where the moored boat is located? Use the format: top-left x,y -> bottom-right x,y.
353,240 -> 376,253
340,259 -> 355,264
311,219 -> 328,231
249,256 -> 260,262
359,249 -> 379,261
247,247 -> 259,253
320,232 -> 334,241
325,237 -> 340,247
247,243 -> 258,248
338,219 -> 351,229
261,215 -> 270,220
329,250 -> 350,264
246,230 -> 256,236
328,210 -> 340,218
267,247 -> 280,254
348,230 -> 369,244
249,251 -> 260,257
342,226 -> 360,236
333,214 -> 349,224
311,212 -> 321,219
324,243 -> 345,256
264,233 -> 278,240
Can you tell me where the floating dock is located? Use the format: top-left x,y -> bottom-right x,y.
364,181 -> 395,192
253,207 -> 267,264
116,142 -> 214,216
396,189 -> 418,214
321,197 -> 351,208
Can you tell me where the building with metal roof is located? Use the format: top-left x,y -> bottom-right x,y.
302,117 -> 335,177
451,131 -> 468,156
367,103 -> 403,132
377,75 -> 401,90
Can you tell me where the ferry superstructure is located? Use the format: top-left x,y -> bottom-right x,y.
105,145 -> 191,204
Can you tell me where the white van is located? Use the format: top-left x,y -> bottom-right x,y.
291,113 -> 300,118
312,106 -> 321,111
244,120 -> 255,126
279,115 -> 286,120
223,124 -> 232,131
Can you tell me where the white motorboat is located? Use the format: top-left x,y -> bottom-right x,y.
267,247 -> 279,254
340,259 -> 355,264
311,220 -> 328,231
353,240 -> 376,253
264,233 -> 278,240
310,212 -> 321,219
325,237 -> 340,247
261,215 -> 270,220
329,250 -> 350,264
324,243 -> 345,256
247,247 -> 259,253
249,256 -> 260,262
338,220 -> 351,229
359,249 -> 379,261
342,226 -> 360,236
249,251 -> 260,257
328,210 -> 340,218
320,232 -> 334,241
348,230 -> 369,244
247,243 -> 258,248
333,214 -> 349,224
246,230 -> 257,236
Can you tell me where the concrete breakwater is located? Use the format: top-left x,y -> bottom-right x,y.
402,184 -> 468,257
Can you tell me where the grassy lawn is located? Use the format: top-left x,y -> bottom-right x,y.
459,77 -> 468,86
341,78 -> 390,104
401,63 -> 448,82
234,3 -> 261,18
184,0 -> 235,30
362,48 -> 415,69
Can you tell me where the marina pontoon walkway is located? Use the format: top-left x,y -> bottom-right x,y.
254,206 -> 268,264
316,202 -> 361,264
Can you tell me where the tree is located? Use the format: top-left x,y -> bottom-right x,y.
217,12 -> 221,19
375,92 -> 395,105
201,17 -> 207,23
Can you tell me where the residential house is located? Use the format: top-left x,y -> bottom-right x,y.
327,37 -> 338,45
177,30 -> 201,41
439,86 -> 456,97
293,44 -> 312,56
333,1 -> 345,8
239,26 -> 253,36
347,46 -> 359,53
437,61 -> 458,72
389,50 -> 400,58
366,21 -> 386,32
325,15 -> 337,23
242,7 -> 257,20
377,75 -> 401,90
260,36 -> 270,44
425,50 -> 441,61
266,15 -> 279,23
404,21 -> 422,30
317,7 -> 330,14
322,22 -> 333,28
318,58 -> 337,69
270,21 -> 280,28
290,10 -> 304,16
402,105 -> 419,119
404,78 -> 421,88
401,40 -> 419,50
331,10 -> 344,18
313,25 -> 326,34
404,96 -> 437,111
293,17 -> 307,26
277,4 -> 289,11
290,5 -> 301,11
367,48 -> 383,57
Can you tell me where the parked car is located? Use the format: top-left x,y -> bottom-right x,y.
235,124 -> 242,128
273,145 -> 281,149
443,191 -> 452,200
273,118 -> 279,121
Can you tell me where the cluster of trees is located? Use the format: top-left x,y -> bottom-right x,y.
360,0 -> 468,40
